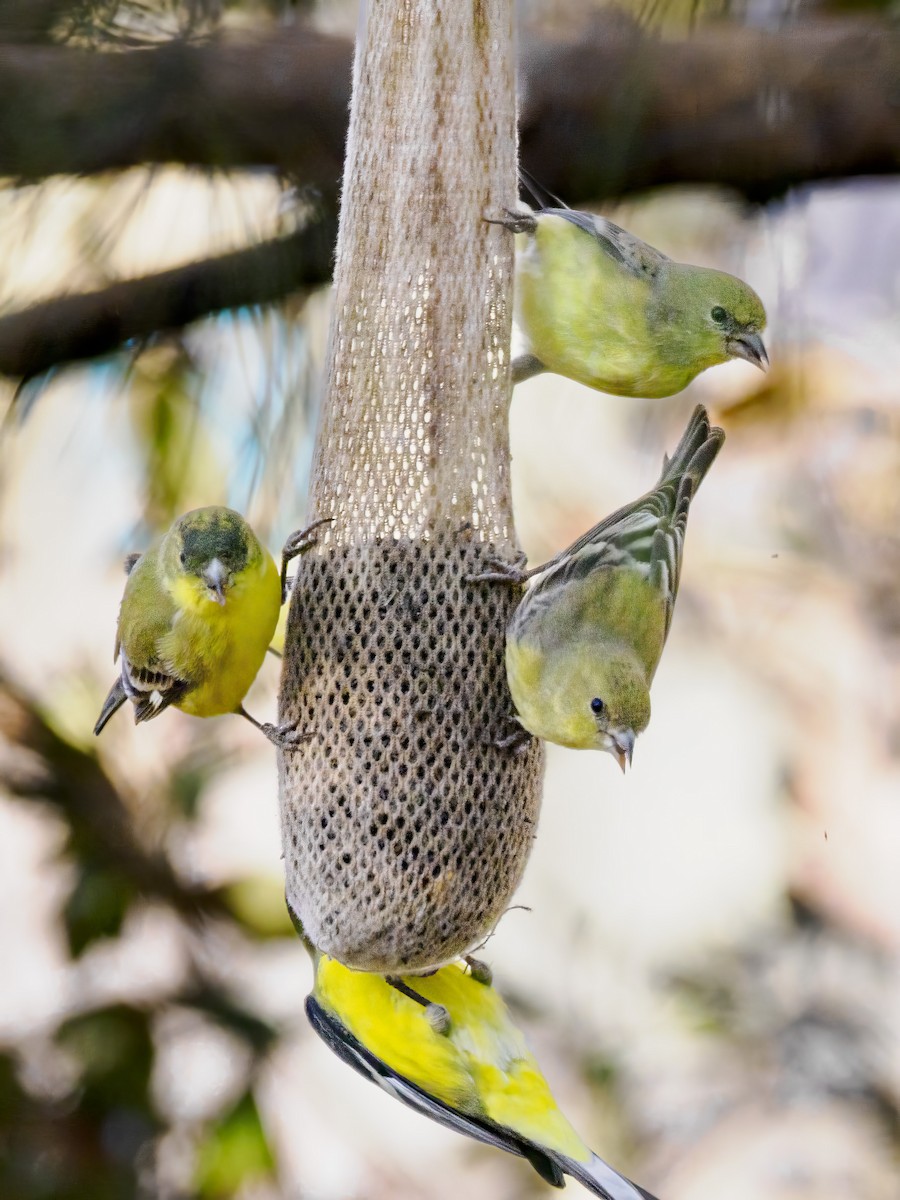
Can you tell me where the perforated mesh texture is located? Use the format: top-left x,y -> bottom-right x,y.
278,0 -> 544,973
280,534 -> 543,972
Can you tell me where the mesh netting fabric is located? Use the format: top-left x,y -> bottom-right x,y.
280,534 -> 543,972
278,0 -> 544,973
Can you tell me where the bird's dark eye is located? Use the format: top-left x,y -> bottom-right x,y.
711,306 -> 728,324
590,697 -> 605,714
179,552 -> 186,565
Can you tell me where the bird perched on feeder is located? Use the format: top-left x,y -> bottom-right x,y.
493,204 -> 767,395
292,905 -> 659,1200
94,506 -> 328,746
476,406 -> 724,769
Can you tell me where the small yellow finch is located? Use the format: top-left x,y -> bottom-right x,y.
479,406 -> 724,768
495,204 -> 767,395
292,910 -> 658,1199
94,507 -> 325,747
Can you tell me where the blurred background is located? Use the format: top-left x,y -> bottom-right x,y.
1,1 -> 899,1198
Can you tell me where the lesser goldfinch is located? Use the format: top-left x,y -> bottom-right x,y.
94,507 -> 324,747
296,925 -> 658,1199
481,406 -> 724,768
495,205 -> 767,395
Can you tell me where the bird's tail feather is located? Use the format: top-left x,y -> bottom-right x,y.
557,1152 -> 662,1200
659,404 -> 725,493
531,405 -> 723,574
93,677 -> 127,736
517,165 -> 567,211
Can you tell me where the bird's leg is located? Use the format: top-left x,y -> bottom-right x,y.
266,646 -> 283,659
483,207 -> 537,236
280,516 -> 335,602
237,706 -> 313,751
466,549 -> 530,586
511,354 -> 546,385
385,976 -> 451,1035
464,956 -> 493,986
484,209 -> 546,388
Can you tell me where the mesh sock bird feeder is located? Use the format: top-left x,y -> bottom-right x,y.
279,0 -> 544,974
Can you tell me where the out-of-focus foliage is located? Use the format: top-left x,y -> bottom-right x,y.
0,671 -> 289,1197
194,1091 -> 275,1198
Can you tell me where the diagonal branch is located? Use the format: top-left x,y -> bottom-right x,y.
0,25 -> 351,183
0,218 -> 336,378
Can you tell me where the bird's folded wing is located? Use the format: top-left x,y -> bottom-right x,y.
541,208 -> 668,280
528,405 -> 719,589
527,493 -> 671,598
120,652 -> 191,722
112,553 -> 192,721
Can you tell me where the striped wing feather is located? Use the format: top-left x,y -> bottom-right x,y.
518,405 -> 723,638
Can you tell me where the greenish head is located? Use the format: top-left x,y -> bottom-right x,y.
579,650 -> 651,771
517,643 -> 651,769
162,506 -> 257,604
658,264 -> 768,376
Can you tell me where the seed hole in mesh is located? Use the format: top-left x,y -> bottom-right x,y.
279,533 -> 544,972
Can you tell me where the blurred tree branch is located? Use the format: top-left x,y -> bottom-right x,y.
0,15 -> 896,193
0,0 -> 73,42
0,13 -> 898,380
0,25 -> 351,183
0,219 -> 336,378
520,13 -> 900,204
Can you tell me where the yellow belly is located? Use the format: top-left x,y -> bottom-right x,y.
164,556 -> 281,717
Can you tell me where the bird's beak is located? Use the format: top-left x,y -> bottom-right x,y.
202,558 -> 228,605
610,729 -> 635,774
727,331 -> 768,372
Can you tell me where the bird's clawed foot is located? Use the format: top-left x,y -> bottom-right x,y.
467,550 -> 529,586
260,721 -> 314,751
464,956 -> 493,986
483,206 -> 537,236
280,516 -> 335,602
386,976 -> 451,1035
238,707 -> 313,751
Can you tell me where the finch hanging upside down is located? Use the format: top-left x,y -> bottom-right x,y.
473,406 -> 724,770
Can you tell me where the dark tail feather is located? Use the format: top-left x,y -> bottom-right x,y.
659,404 -> 725,492
517,165 -> 566,211
556,1151 -> 662,1200
94,677 -> 127,735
